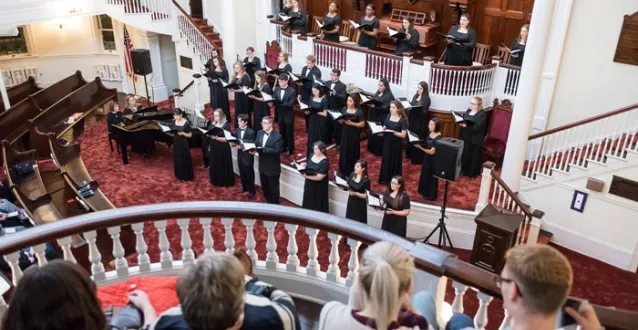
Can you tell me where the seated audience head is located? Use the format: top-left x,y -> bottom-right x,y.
499,244 -> 572,320
365,3 -> 375,16
347,94 -> 361,109
402,17 -> 414,31
471,96 -> 483,111
331,68 -> 341,82
237,113 -> 249,128
429,118 -> 441,133
378,78 -> 390,94
306,55 -> 316,67
313,141 -> 327,157
177,252 -> 246,330
312,83 -> 325,97
390,100 -> 407,118
2,260 -> 106,330
262,116 -> 274,132
460,13 -> 471,29
357,241 -> 414,330
174,108 -> 185,120
354,159 -> 368,177
213,108 -> 227,124
417,81 -> 429,97
279,52 -> 289,64
278,73 -> 289,88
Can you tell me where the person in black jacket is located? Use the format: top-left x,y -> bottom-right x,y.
326,68 -> 347,147
299,55 -> 322,104
510,24 -> 528,66
253,116 -> 283,204
394,17 -> 420,56
243,46 -> 262,84
235,114 -> 256,198
444,13 -> 477,66
272,73 -> 297,156
460,96 -> 487,178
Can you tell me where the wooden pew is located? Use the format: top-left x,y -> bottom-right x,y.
0,76 -> 41,114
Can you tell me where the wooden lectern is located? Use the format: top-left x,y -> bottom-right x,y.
470,204 -> 523,274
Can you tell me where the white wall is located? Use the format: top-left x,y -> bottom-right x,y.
160,34 -> 180,93
233,0 -> 257,59
548,0 -> 638,129
0,16 -> 122,90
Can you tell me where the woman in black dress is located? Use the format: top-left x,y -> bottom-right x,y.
277,51 -> 293,73
322,1 -> 341,42
345,159 -> 370,225
248,71 -> 272,129
208,109 -> 235,187
460,96 -> 487,178
231,61 -> 252,128
243,46 -> 262,83
289,0 -> 306,35
306,84 -> 329,157
357,4 -> 380,50
208,56 -> 230,121
406,81 -> 431,164
510,24 -> 528,66
416,118 -> 442,201
123,96 -> 152,156
378,100 -> 408,185
444,13 -> 477,66
123,95 -> 142,115
170,109 -> 194,182
394,17 -> 420,56
338,94 -> 365,176
281,0 -> 292,15
301,141 -> 330,213
203,48 -> 220,71
367,79 -> 394,156
380,176 -> 411,238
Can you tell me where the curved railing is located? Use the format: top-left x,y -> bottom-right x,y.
0,202 -> 635,329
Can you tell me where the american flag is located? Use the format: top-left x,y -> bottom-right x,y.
123,25 -> 137,82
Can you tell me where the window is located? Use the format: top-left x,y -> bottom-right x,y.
97,14 -> 116,52
0,27 -> 29,56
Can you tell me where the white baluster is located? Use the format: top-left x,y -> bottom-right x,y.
473,290 -> 493,330
107,226 -> 128,276
4,251 -> 23,285
499,309 -> 512,330
83,231 -> 106,280
221,218 -> 235,254
130,223 -> 151,272
345,238 -> 360,287
305,227 -> 320,276
154,220 -> 173,269
326,233 -> 341,282
264,221 -> 278,269
198,218 -> 214,255
284,224 -> 300,272
57,236 -> 76,264
31,243 -> 48,267
451,281 -> 467,313
242,219 -> 258,265
177,218 -> 195,265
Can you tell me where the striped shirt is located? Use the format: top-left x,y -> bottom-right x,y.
144,278 -> 300,330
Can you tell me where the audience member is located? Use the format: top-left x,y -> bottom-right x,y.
130,252 -> 300,330
1,260 -> 107,330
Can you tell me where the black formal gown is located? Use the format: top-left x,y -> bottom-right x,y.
233,74 -> 252,128
302,158 -> 330,213
510,38 -> 526,66
444,26 -> 477,66
306,97 -> 329,157
460,109 -> 487,178
172,121 -> 194,181
278,63 -> 293,74
339,107 -> 364,176
243,56 -> 262,83
210,68 -> 230,121
345,173 -> 370,224
208,122 -> 235,187
252,83 -> 272,128
357,16 -> 380,50
381,192 -> 410,238
323,13 -> 341,42
367,90 -> 394,156
378,115 -> 408,185
289,9 -> 306,35
418,134 -> 442,201
395,29 -> 420,56
406,94 -> 431,164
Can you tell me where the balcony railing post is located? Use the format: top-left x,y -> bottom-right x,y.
475,162 -> 496,212
221,218 -> 236,254
473,290 -> 493,330
193,74 -> 204,112
401,56 -> 411,96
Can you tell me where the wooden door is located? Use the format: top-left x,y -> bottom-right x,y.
190,0 -> 203,19
474,0 -> 534,54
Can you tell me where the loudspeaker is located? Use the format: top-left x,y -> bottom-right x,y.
130,49 -> 152,76
433,137 -> 464,182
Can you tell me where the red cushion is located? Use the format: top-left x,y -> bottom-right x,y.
484,138 -> 506,155
97,276 -> 179,315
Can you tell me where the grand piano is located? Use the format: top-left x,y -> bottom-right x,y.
377,8 -> 440,53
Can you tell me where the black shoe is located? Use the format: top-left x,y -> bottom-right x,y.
201,165 -> 209,169
237,189 -> 247,193
247,192 -> 255,198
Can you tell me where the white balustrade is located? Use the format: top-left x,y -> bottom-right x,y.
200,218 -> 215,255
314,41 -> 347,72
305,227 -> 320,276
242,219 -> 258,265
345,239 -> 360,287
281,32 -> 293,56
284,224 -> 299,272
4,251 -> 23,285
31,243 -> 48,267
105,0 -> 171,21
473,290 -> 494,330
108,226 -> 129,276
221,218 -> 235,254
83,230 -> 106,280
154,220 -> 174,269
326,232 -> 341,282
177,218 -> 195,265
493,62 -> 520,103
365,53 -> 403,85
177,15 -> 219,64
451,281 -> 467,314
130,223 -> 151,273
430,64 -> 496,111
57,236 -> 76,264
263,221 -> 278,269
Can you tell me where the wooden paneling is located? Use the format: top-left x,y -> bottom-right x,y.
614,12 -> 638,66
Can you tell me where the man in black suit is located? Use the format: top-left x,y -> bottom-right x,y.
272,73 -> 296,157
298,55 -> 322,104
326,68 -> 348,148
252,116 -> 283,204
235,114 -> 256,198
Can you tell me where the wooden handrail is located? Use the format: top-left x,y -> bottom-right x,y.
490,169 -> 534,219
499,63 -> 521,70
431,62 -> 498,71
171,0 -> 221,55
528,103 -> 638,141
175,80 -> 195,97
0,201 -> 635,328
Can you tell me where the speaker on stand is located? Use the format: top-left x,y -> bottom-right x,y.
130,49 -> 154,105
423,137 -> 464,249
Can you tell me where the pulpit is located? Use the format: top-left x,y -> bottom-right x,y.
470,204 -> 523,274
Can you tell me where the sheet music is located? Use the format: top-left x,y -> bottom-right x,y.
399,99 -> 412,109
335,174 -> 348,187
242,86 -> 253,94
294,161 -> 306,172
224,129 -> 237,141
386,26 -> 400,37
360,94 -> 371,103
261,92 -> 274,102
510,48 -> 523,54
198,127 -> 209,134
366,190 -> 383,208
452,110 -> 464,123
290,74 -> 299,82
220,79 -> 230,88
368,121 -> 385,134
157,122 -> 172,133
195,110 -> 207,120
241,141 -> 258,150
298,97 -> 309,110
314,18 -> 324,28
407,131 -> 422,143
349,20 -> 360,29
328,109 -> 343,120
279,13 -> 291,21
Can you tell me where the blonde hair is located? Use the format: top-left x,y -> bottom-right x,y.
518,24 -> 529,43
505,244 -> 573,316
127,95 -> 137,107
358,241 -> 414,330
472,96 -> 483,109
280,52 -> 290,63
213,108 -> 227,126
232,61 -> 246,81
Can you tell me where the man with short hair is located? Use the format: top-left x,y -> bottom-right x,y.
273,74 -> 295,156
254,116 -> 283,204
235,114 -> 256,198
298,55 -> 321,104
325,68 -> 347,148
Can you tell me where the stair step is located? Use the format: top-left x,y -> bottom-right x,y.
201,26 -> 214,33
192,18 -> 208,25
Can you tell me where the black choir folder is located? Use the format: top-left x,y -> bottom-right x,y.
221,80 -> 242,90
278,13 -> 300,23
452,111 -> 477,127
243,88 -> 274,102
202,70 -> 218,79
397,97 -> 424,110
293,160 -> 317,175
332,170 -> 349,190
436,31 -> 458,42
360,94 -> 385,107
156,122 -> 177,134
197,127 -> 237,142
407,131 -> 424,145
315,19 -> 336,31
297,98 -> 324,113
368,122 -> 396,136
327,110 -> 358,122
291,73 -> 316,85
349,20 -> 375,31
386,27 -> 406,40
265,66 -> 286,76
367,190 -> 392,210
240,140 -> 262,152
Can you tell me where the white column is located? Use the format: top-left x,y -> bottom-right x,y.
254,0 -> 271,59
146,32 -> 169,102
221,0 -> 238,66
500,0 -> 556,191
0,68 -> 10,110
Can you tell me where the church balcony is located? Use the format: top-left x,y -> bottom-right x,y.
267,20 -> 520,112
0,201 -> 635,329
